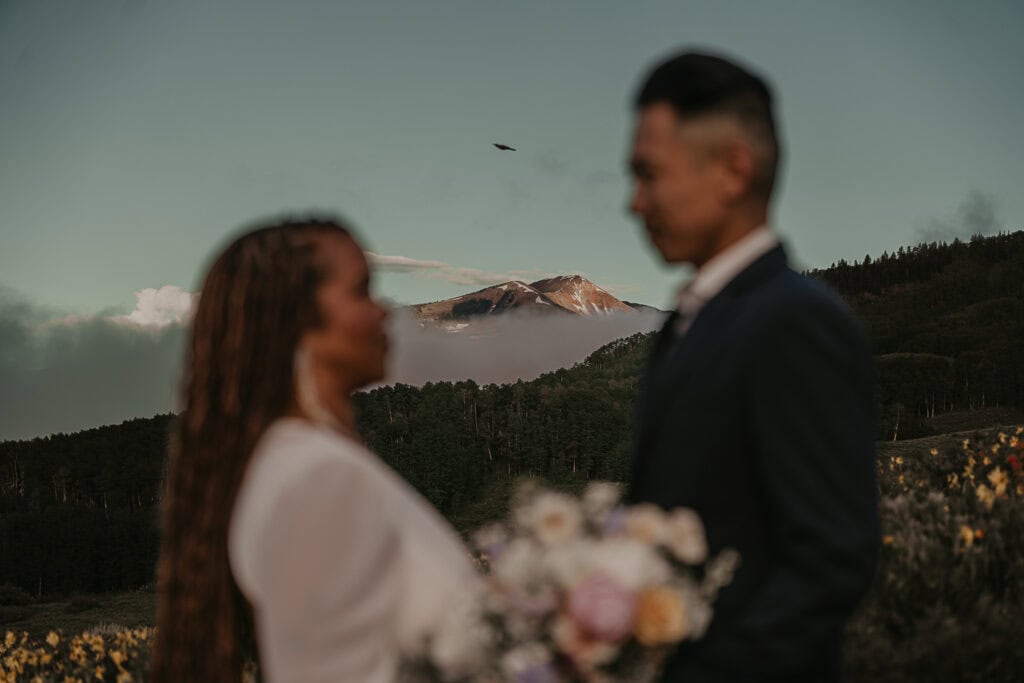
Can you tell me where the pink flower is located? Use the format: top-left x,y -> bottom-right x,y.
567,573 -> 636,641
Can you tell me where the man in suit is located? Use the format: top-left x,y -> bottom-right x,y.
626,51 -> 880,682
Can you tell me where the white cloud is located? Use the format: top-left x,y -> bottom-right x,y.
367,253 -> 450,272
113,286 -> 196,328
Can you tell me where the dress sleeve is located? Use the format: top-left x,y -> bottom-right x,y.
243,455 -> 403,683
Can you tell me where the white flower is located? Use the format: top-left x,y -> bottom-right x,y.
493,538 -> 545,588
516,491 -> 584,546
583,481 -> 622,521
590,538 -> 670,590
677,577 -> 714,639
501,643 -> 558,680
429,592 -> 493,680
543,540 -> 590,588
625,503 -> 668,545
472,523 -> 508,560
665,508 -> 708,564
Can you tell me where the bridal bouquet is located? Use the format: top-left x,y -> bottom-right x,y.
412,482 -> 739,683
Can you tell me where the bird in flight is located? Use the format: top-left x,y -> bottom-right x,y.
493,143 -> 517,151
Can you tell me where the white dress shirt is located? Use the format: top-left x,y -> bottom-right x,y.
673,225 -> 780,336
229,417 -> 477,683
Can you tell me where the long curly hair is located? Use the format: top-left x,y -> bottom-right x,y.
150,218 -> 353,682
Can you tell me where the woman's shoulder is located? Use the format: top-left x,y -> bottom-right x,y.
245,417 -> 378,488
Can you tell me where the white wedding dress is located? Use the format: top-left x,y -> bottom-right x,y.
229,417 -> 477,683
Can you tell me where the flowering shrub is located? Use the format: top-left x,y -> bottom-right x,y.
409,481 -> 738,683
0,628 -> 154,682
845,426 -> 1024,682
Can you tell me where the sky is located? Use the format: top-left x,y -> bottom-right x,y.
1,0 -> 1022,439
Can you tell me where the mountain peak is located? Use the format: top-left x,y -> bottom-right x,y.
528,275 -> 631,316
407,274 -> 638,330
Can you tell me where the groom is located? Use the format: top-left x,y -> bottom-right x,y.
626,51 -> 880,682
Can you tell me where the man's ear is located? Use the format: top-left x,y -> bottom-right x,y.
718,138 -> 756,202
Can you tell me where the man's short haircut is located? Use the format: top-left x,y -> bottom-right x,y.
634,50 -> 781,199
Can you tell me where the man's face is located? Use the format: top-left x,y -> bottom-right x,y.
628,103 -> 731,266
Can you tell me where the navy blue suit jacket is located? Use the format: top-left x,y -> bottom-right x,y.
628,244 -> 880,683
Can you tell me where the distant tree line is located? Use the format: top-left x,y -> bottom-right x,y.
0,232 -> 1021,598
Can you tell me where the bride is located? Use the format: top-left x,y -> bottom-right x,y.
150,217 -> 476,682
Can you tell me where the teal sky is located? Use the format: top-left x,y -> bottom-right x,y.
2,0 -> 1022,315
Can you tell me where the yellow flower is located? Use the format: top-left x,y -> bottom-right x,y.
94,666 -> 105,680
962,438 -> 971,449
991,444 -> 1001,455
960,525 -> 974,547
982,456 -> 992,466
930,448 -> 938,456
988,467 -> 1009,497
998,432 -> 1008,444
947,473 -> 959,488
1011,436 -> 1019,448
1017,483 -> 1024,497
976,484 -> 996,510
1015,426 -> 1023,436
895,456 -> 904,465
633,586 -> 689,645
46,632 -> 60,648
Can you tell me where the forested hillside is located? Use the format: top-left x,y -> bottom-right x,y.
1,232 -> 1021,598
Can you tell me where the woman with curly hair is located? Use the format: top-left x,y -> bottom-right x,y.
151,217 -> 474,682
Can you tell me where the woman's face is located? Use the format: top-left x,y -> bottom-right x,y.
302,234 -> 389,393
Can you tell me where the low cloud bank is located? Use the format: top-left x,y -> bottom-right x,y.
382,307 -> 664,387
0,287 -> 185,442
0,285 -> 663,441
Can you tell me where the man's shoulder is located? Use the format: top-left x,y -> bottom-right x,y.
737,267 -> 859,335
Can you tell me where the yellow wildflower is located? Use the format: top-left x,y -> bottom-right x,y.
94,666 -> 105,680
999,432 -> 1008,444
1015,426 -> 1022,436
895,456 -> 904,465
1011,436 -> 1019,448
46,632 -> 60,648
992,444 -> 1001,455
962,438 -> 971,449
960,525 -> 974,547
930,448 -> 938,456
976,484 -> 996,510
3,632 -> 13,648
988,467 -> 1009,497
983,456 -> 992,466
